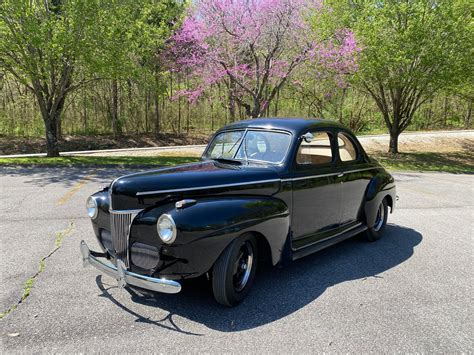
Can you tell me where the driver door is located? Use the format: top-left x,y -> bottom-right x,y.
290,130 -> 342,249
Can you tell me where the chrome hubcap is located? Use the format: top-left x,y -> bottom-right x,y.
373,203 -> 385,232
233,241 -> 253,292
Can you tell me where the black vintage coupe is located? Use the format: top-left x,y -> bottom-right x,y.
81,118 -> 396,306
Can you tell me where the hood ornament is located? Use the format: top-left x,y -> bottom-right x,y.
175,199 -> 197,210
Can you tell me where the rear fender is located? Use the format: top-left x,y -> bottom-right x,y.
364,173 -> 397,228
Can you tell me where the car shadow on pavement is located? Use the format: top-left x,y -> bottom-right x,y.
95,224 -> 422,334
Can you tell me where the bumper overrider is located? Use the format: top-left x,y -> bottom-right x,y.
80,240 -> 181,294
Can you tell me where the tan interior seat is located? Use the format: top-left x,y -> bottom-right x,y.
296,131 -> 333,165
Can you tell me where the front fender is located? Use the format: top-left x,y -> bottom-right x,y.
129,196 -> 290,279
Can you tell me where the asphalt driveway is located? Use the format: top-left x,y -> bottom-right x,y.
0,167 -> 472,352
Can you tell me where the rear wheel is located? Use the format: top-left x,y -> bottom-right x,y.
212,234 -> 258,307
365,198 -> 388,242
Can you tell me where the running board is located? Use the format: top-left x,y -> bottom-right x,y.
292,224 -> 368,261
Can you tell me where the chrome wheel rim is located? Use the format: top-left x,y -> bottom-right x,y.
373,203 -> 385,232
233,241 -> 254,292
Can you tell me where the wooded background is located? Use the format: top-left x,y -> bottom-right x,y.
1,0 -> 472,156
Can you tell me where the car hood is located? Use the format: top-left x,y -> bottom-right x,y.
109,160 -> 281,210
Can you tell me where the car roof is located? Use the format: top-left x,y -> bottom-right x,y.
219,117 -> 348,135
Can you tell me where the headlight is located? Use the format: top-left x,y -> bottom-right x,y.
86,196 -> 98,219
157,214 -> 177,244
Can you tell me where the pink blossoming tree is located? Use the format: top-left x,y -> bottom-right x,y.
168,0 -> 360,118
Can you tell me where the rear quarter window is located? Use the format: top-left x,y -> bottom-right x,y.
337,133 -> 358,162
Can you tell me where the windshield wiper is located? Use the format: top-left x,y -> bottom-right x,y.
213,156 -> 242,165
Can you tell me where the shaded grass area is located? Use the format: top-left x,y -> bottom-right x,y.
373,152 -> 474,174
0,155 -> 200,167
0,152 -> 472,174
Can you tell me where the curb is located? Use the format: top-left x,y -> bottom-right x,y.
0,144 -> 207,159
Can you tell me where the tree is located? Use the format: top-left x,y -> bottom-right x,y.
345,0 -> 473,153
0,0 -> 182,156
92,0 -> 184,136
136,0 -> 185,134
168,0 -> 360,118
0,1 -> 99,156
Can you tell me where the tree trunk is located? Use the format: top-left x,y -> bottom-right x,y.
229,92 -> 236,121
187,102 -> 190,133
443,96 -> 449,127
389,129 -> 400,154
154,91 -> 160,134
464,99 -> 472,129
274,89 -> 279,116
145,89 -> 149,133
426,99 -> 433,131
35,90 -> 68,157
83,87 -> 88,133
44,118 -> 60,157
228,79 -> 237,121
177,97 -> 181,133
127,79 -> 133,129
186,74 -> 190,133
210,98 -> 214,131
42,97 -> 66,157
250,96 -> 261,118
56,118 -> 62,140
111,79 -> 120,137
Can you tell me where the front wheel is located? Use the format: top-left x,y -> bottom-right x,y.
365,198 -> 388,242
212,234 -> 258,307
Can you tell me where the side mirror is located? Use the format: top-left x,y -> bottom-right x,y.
302,132 -> 313,143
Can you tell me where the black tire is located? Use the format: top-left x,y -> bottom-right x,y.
365,198 -> 388,242
212,233 -> 258,307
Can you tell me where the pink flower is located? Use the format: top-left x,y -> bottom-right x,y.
165,0 -> 359,110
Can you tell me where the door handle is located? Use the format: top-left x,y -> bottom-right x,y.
337,172 -> 344,178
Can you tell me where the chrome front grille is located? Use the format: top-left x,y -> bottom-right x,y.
110,210 -> 141,267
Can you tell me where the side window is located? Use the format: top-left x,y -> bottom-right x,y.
338,133 -> 358,162
296,131 -> 333,165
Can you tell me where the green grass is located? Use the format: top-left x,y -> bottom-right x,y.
373,152 -> 474,174
0,155 -> 200,167
0,152 -> 472,174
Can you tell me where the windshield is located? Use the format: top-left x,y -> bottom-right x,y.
204,130 -> 292,164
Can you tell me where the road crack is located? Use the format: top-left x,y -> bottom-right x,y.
0,221 -> 75,320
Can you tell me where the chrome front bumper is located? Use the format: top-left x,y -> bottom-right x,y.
80,240 -> 181,294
